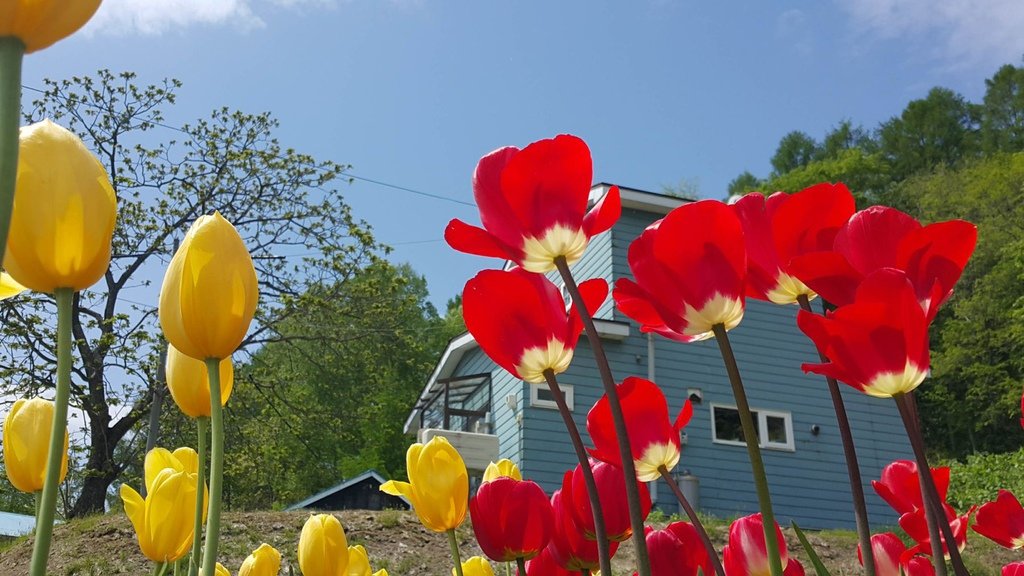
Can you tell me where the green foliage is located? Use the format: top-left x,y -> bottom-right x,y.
726,171 -> 762,197
770,130 -> 819,175
895,154 -> 1024,456
763,148 -> 891,205
878,87 -> 981,180
946,448 -> 1024,511
981,64 -> 1024,153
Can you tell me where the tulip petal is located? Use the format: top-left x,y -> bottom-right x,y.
787,251 -> 862,308
582,185 -> 621,237
444,219 -> 518,261
835,206 -> 920,275
0,272 -> 26,300
500,135 -> 592,239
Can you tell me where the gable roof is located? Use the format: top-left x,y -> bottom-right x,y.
285,469 -> 410,511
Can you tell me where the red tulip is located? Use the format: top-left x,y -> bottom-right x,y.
445,134 -> 620,273
787,205 -> 976,321
1004,562 -> 1024,576
587,377 -> 693,481
563,460 -> 651,542
905,556 -> 937,576
722,514 -> 804,576
899,505 -> 972,561
547,483 -> 620,571
857,532 -> 935,576
470,476 -> 553,562
614,200 -> 746,342
871,460 -> 951,516
972,490 -> 1024,549
797,269 -> 930,398
731,183 -> 855,304
645,522 -> 713,576
521,547 -> 575,576
462,267 -> 607,383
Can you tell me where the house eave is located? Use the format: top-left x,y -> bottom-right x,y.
403,321 -> 630,434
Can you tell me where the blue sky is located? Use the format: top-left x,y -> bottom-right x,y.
21,0 -> 1024,308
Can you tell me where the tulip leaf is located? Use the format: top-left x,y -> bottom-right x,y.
791,521 -> 833,576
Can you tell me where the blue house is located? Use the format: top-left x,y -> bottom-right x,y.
403,184 -> 913,530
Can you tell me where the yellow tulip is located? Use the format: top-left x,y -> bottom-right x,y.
298,513 -> 349,576
4,119 -> 116,293
215,563 -> 231,576
144,446 -> 207,519
0,0 -> 101,53
455,557 -> 494,576
380,436 -> 468,533
0,272 -> 25,300
346,544 -> 371,576
165,345 -> 234,418
2,397 -> 67,493
482,459 -> 521,483
159,212 -> 258,361
239,543 -> 282,576
120,467 -> 198,563
372,572 -> 388,576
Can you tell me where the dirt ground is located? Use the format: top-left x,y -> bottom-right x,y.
0,509 -> 1015,575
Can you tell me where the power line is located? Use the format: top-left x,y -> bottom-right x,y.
20,84 -> 477,208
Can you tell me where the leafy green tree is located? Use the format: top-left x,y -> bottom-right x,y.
897,153 -> 1024,456
210,262 -> 461,510
726,171 -> 762,197
770,131 -> 819,175
0,70 -> 379,516
763,148 -> 891,204
980,64 -> 1024,153
878,87 -> 981,180
819,120 -> 877,160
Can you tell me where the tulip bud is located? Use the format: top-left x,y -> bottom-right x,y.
159,212 -> 258,361
166,345 -> 234,419
5,120 -> 116,293
120,468 -> 199,563
482,459 -> 521,482
0,1 -> 101,53
2,397 -> 68,493
298,514 -> 349,576
380,436 -> 468,532
346,544 -> 372,576
456,557 -> 495,576
239,543 -> 282,576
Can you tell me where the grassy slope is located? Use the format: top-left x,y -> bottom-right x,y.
0,510 -> 1017,575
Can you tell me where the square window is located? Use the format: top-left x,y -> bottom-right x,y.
530,383 -> 573,411
711,404 -> 794,451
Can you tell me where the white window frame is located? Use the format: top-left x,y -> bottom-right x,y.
530,382 -> 573,411
710,403 -> 795,452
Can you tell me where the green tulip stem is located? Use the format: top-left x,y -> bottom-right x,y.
542,370 -> 614,576
797,295 -> 875,576
188,417 -> 210,576
199,359 -> 225,576
174,559 -> 182,576
555,256 -> 652,576
516,557 -> 527,576
447,529 -> 464,576
658,466 -> 725,576
712,324 -> 784,576
894,393 -> 967,576
28,288 -> 73,576
0,36 -> 23,271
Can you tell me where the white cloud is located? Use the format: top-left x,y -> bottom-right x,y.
84,0 -> 337,36
839,0 -> 1024,70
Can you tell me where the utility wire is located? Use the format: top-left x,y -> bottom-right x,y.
20,84 -> 477,208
